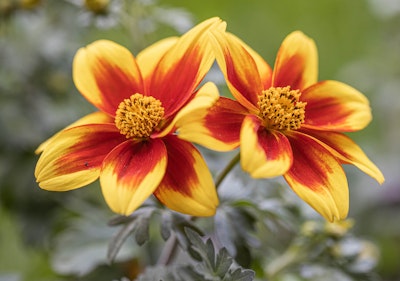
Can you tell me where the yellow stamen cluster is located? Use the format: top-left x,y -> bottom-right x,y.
258,86 -> 306,131
115,93 -> 164,139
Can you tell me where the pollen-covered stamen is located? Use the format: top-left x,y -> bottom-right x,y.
258,86 -> 306,131
115,93 -> 164,139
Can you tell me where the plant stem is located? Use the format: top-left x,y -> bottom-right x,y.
266,245 -> 303,280
156,233 -> 179,266
215,151 -> 240,189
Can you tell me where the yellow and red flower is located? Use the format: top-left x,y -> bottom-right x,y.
191,29 -> 384,221
35,18 -> 224,216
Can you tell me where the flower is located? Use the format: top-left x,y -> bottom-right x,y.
190,29 -> 384,222
84,0 -> 109,14
35,17 -> 224,216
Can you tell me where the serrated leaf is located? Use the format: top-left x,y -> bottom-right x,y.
188,245 -> 204,262
215,248 -> 233,277
178,266 -> 208,281
185,227 -> 208,261
107,214 -> 136,226
206,238 -> 216,268
182,228 -> 254,281
227,268 -> 255,281
134,216 -> 150,246
108,206 -> 157,262
107,218 -> 138,263
168,213 -> 204,249
160,211 -> 173,241
185,227 -> 204,245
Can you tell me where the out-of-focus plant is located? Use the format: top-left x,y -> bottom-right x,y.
0,1 -> 197,279
0,1 -> 394,281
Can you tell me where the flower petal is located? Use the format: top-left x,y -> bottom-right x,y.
100,139 -> 167,216
227,32 -> 272,89
273,31 -> 318,91
153,135 -> 218,216
209,29 -> 263,112
284,131 -> 349,222
156,82 -> 243,151
35,111 -> 114,154
303,130 -> 384,184
136,37 -> 179,86
73,40 -> 145,115
179,96 -> 247,151
154,82 -> 219,138
302,80 -> 372,132
240,115 -> 293,178
149,17 -> 224,117
35,124 -> 125,191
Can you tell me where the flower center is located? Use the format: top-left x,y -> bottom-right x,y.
257,86 -> 306,131
115,94 -> 164,139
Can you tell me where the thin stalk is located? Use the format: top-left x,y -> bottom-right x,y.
215,151 -> 240,189
156,233 -> 179,266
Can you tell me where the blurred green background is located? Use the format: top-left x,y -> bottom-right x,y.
1,0 -> 399,280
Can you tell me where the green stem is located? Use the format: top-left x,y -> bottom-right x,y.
266,245 -> 304,280
215,151 -> 240,189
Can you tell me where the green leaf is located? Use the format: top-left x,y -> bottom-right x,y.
108,214 -> 136,226
206,238 -> 216,267
107,206 -> 157,263
226,268 -> 255,281
215,248 -> 233,277
160,211 -> 173,241
51,209 -> 135,276
185,227 -> 207,262
183,227 -> 254,281
178,266 -> 209,281
107,217 -> 139,263
162,211 -> 203,249
134,216 -> 150,246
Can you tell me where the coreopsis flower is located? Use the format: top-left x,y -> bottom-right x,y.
35,17 -> 223,216
192,29 -> 384,221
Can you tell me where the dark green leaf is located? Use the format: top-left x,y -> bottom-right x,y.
107,218 -> 138,263
169,214 -> 203,249
160,211 -> 173,241
135,216 -> 150,246
206,238 -> 216,268
177,266 -> 209,281
215,248 -> 233,277
185,227 -> 207,262
51,209 -> 134,276
227,268 -> 255,281
184,227 -> 254,281
107,214 -> 136,226
107,206 -> 157,263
